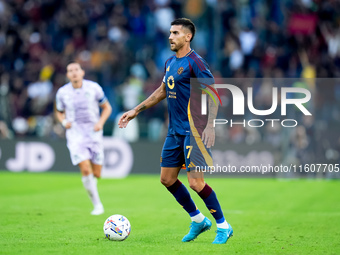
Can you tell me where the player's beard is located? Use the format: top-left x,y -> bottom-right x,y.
170,41 -> 184,52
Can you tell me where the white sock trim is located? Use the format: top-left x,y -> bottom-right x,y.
217,220 -> 229,229
191,213 -> 205,223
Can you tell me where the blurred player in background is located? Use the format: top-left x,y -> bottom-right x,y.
119,18 -> 233,244
55,62 -> 112,215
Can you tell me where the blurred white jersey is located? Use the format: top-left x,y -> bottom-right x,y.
56,79 -> 107,165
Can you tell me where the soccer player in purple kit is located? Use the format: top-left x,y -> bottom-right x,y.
55,62 -> 112,215
118,18 -> 233,244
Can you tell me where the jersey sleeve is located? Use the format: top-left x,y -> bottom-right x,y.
55,89 -> 65,112
163,56 -> 174,84
94,83 -> 107,105
189,55 -> 215,85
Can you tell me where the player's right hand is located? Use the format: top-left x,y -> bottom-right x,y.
62,119 -> 72,129
118,109 -> 137,128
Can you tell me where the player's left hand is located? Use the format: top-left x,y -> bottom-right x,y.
202,126 -> 215,148
94,122 -> 103,131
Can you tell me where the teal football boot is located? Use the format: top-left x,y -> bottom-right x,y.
182,217 -> 212,242
212,223 -> 233,244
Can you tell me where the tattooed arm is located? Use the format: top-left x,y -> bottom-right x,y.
118,82 -> 167,128
134,82 -> 167,114
202,85 -> 219,148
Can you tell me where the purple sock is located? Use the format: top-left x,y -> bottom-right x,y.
198,184 -> 225,223
167,179 -> 199,215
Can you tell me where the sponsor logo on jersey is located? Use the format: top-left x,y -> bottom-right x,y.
167,75 -> 175,89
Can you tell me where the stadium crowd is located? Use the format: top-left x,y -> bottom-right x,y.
0,0 -> 340,166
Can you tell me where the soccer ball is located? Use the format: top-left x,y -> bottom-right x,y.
103,214 -> 131,241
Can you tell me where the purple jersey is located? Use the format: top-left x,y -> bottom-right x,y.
56,79 -> 107,165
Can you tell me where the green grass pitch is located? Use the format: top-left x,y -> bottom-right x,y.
0,172 -> 339,255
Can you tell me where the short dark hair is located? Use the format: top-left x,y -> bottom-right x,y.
66,61 -> 82,70
171,18 -> 196,42
67,61 -> 80,67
